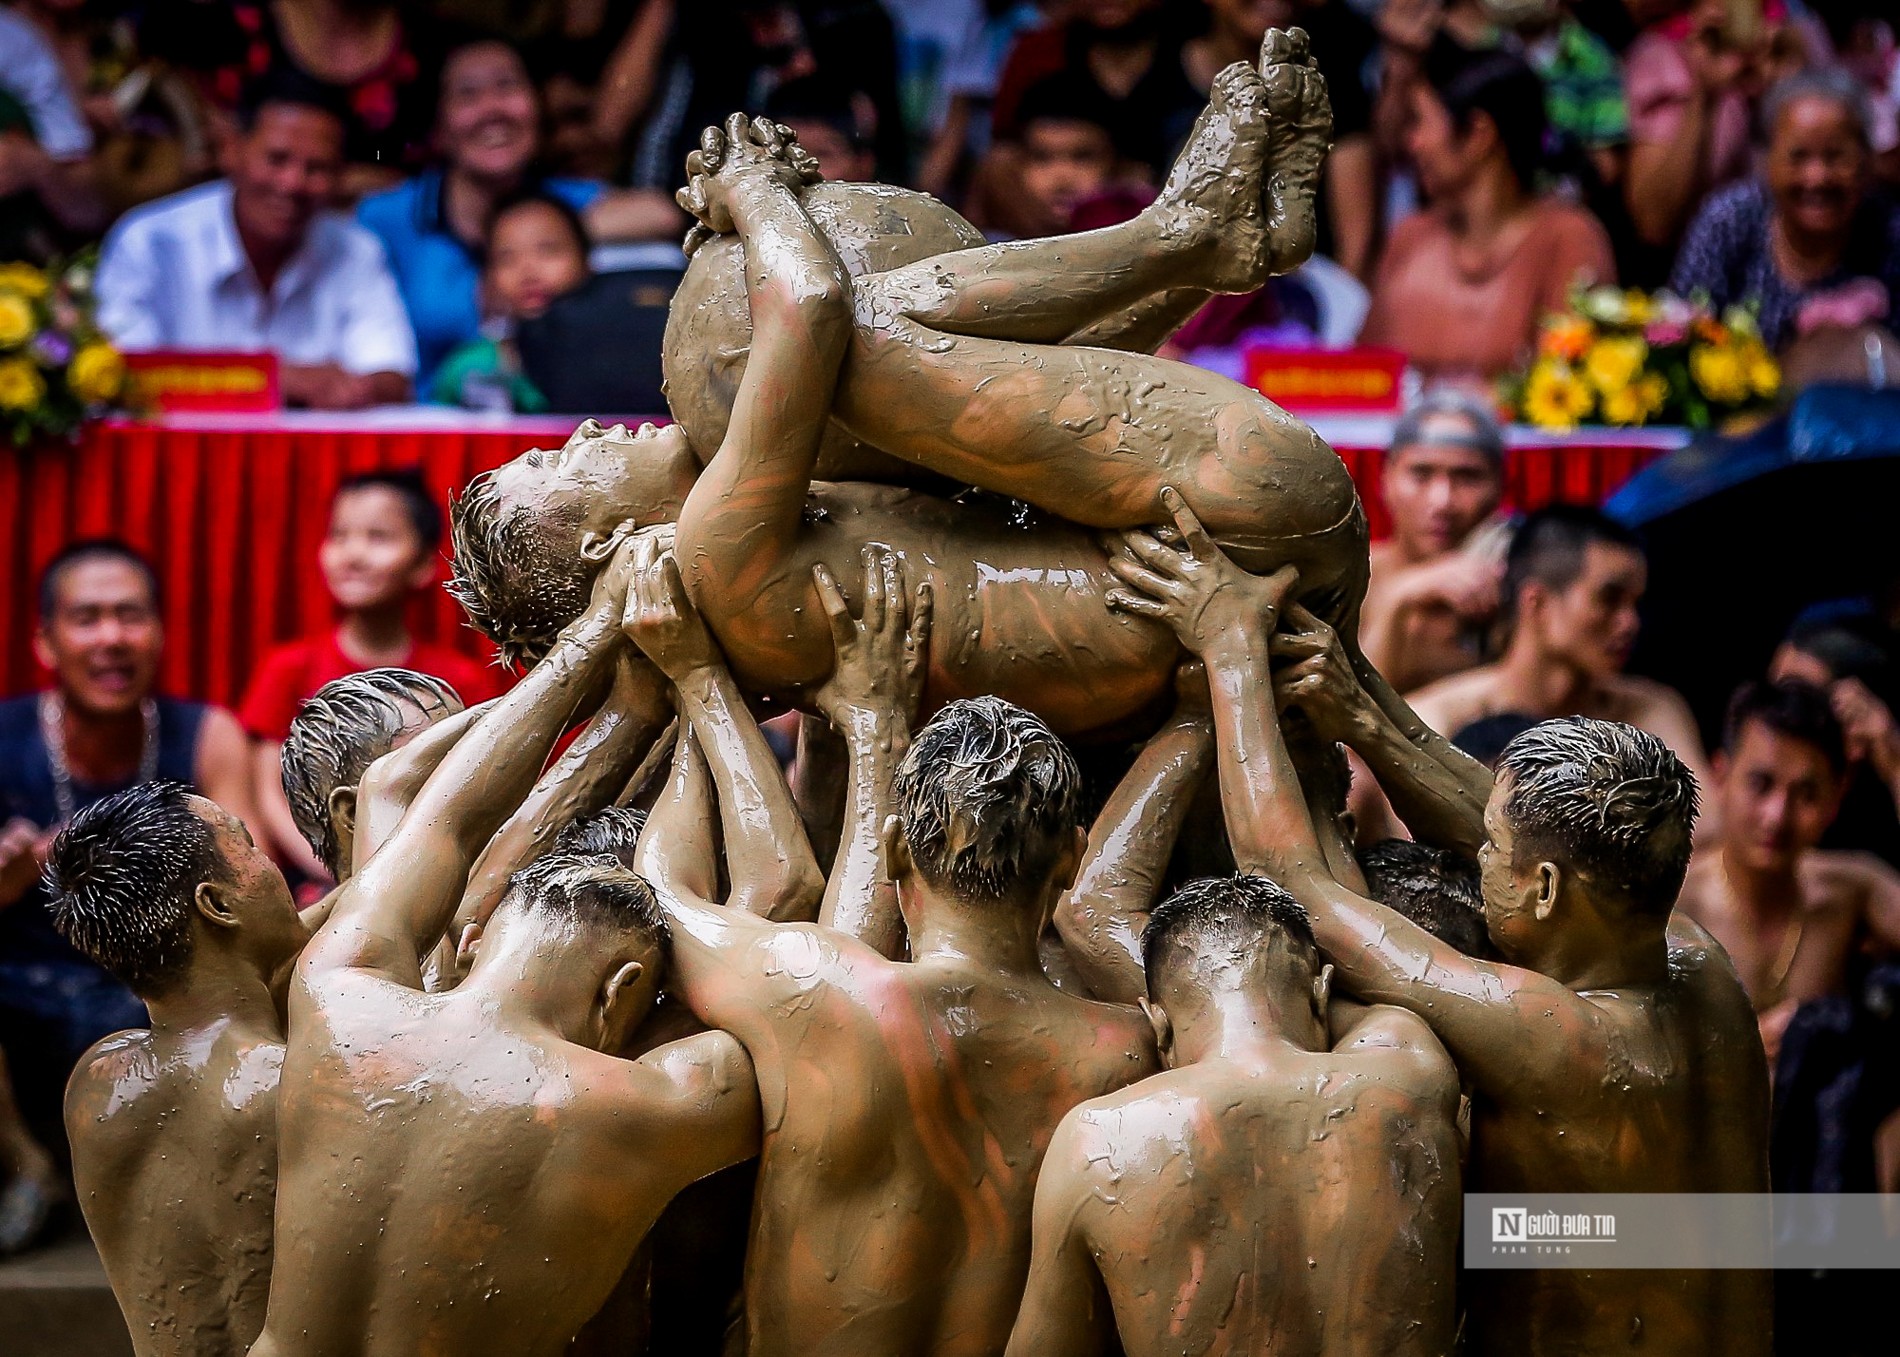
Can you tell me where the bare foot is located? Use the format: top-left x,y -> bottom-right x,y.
1260,27 -> 1333,275
1151,58 -> 1273,294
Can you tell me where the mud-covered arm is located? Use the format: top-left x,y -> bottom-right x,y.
453,653 -> 671,931
626,547 -> 823,920
627,1029 -> 763,1181
809,548 -> 932,957
350,699 -> 494,868
304,554 -> 632,986
1054,673 -> 1214,1004
1004,1116 -> 1118,1357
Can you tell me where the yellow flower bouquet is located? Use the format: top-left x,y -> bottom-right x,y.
1502,287 -> 1780,432
0,253 -> 134,447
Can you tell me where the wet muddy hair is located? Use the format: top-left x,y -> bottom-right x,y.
504,853 -> 670,948
1142,874 -> 1316,998
282,668 -> 460,875
448,461 -> 591,668
1358,840 -> 1493,959
896,696 -> 1082,903
554,807 -> 649,868
42,781 -> 218,997
1495,717 -> 1697,917
1724,679 -> 1847,775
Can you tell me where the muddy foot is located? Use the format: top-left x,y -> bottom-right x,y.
1152,58 -> 1273,294
1260,27 -> 1333,275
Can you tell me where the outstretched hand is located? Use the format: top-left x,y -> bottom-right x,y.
812,546 -> 933,726
1105,486 -> 1299,654
621,531 -> 724,682
1271,603 -> 1376,745
678,112 -> 823,253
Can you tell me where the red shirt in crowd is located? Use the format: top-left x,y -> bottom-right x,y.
238,631 -> 506,743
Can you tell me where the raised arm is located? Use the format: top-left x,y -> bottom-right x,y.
624,546 -> 823,920
306,549 -> 633,985
1004,1115 -> 1117,1357
1054,666 -> 1215,1004
349,699 -> 494,867
809,548 -> 932,957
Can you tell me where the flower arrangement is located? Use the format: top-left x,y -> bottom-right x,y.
0,254 -> 132,447
1504,287 -> 1780,432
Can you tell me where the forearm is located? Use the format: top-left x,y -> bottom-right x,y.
819,704 -> 907,956
1348,659 -> 1491,855
352,700 -> 492,864
1627,98 -> 1711,247
1356,584 -> 1421,694
1056,717 -> 1214,1003
1205,630 -> 1330,887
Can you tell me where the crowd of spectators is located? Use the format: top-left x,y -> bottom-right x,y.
0,0 -> 1882,406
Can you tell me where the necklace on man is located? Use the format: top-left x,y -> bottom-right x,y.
38,691 -> 160,826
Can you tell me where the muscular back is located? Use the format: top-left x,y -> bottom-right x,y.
66,1027 -> 282,1357
733,930 -> 1155,1357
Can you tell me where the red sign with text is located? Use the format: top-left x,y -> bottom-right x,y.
1243,346 -> 1406,414
124,350 -> 280,413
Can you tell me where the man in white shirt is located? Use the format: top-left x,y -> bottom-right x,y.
97,71 -> 416,410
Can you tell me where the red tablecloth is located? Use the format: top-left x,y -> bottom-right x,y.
0,415 -> 1675,710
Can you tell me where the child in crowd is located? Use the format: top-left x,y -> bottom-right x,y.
240,470 -> 502,880
993,71 -> 1126,239
432,191 -> 592,411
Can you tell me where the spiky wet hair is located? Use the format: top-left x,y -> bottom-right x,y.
895,696 -> 1082,903
1495,717 -> 1698,916
502,852 -> 670,948
1358,839 -> 1491,958
1142,874 -> 1316,999
553,807 -> 649,868
447,462 -> 592,669
282,668 -> 459,875
43,780 -> 218,997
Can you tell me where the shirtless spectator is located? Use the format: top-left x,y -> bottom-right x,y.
1771,619 -> 1900,862
48,782 -> 310,1356
1008,874 -> 1462,1357
1362,391 -> 1507,693
251,546 -> 759,1357
1107,497 -> 1771,1354
1678,680 -> 1900,1065
1408,504 -> 1715,797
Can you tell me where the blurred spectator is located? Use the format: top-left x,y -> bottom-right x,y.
431,190 -> 589,410
357,36 -> 678,391
765,73 -> 878,182
1449,708 -> 1540,766
1771,616 -> 1900,865
1361,391 -> 1508,693
1623,0 -> 1803,256
1672,68 -> 1898,351
1360,46 -> 1615,382
0,4 -> 104,258
238,471 -> 499,882
1678,679 -> 1900,1065
95,70 -> 416,409
1181,0 -> 1379,278
0,541 -> 255,1171
915,1 -> 1047,201
0,1044 -> 56,1252
1000,70 -> 1121,237
1408,504 -> 1716,795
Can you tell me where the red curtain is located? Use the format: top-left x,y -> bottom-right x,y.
0,422 -> 1664,711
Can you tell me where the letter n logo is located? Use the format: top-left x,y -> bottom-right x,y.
1492,1208 -> 1526,1242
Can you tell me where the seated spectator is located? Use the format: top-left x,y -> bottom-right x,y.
357,36 -> 679,390
0,3 -> 104,259
1362,392 -> 1509,694
238,471 -> 500,882
764,73 -> 878,183
999,71 -> 1122,238
0,541 -> 256,1173
432,191 -> 589,411
1772,616 -> 1900,865
95,70 -> 416,409
1360,46 -> 1615,382
1672,68 -> 1899,352
1408,504 -> 1715,797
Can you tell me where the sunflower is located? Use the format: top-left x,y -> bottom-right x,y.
0,356 -> 46,410
68,342 -> 125,404
1690,343 -> 1749,405
0,293 -> 35,348
1584,335 -> 1648,396
1523,360 -> 1594,430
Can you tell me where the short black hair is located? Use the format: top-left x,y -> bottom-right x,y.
1503,503 -> 1643,619
237,65 -> 351,133
1387,390 -> 1505,467
38,538 -> 161,621
1782,617 -> 1891,691
1724,679 -> 1847,774
1358,840 -> 1492,958
1424,42 -> 1550,189
764,75 -> 868,147
486,188 -> 592,262
1452,712 -> 1542,769
1142,874 -> 1316,1000
501,853 -> 669,947
553,806 -> 648,868
42,781 -> 218,997
1014,71 -> 1122,145
333,468 -> 444,554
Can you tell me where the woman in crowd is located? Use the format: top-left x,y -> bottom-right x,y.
1360,44 -> 1616,383
1672,68 -> 1899,352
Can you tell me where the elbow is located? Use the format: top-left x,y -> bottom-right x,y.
739,862 -> 826,923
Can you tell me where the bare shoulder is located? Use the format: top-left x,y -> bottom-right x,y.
1333,1004 -> 1460,1099
1406,665 -> 1500,736
1056,989 -> 1160,1087
1054,1070 -> 1204,1178
1606,673 -> 1694,724
64,1029 -> 160,1141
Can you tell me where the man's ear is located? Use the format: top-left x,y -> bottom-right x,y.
579,522 -> 635,562
597,959 -> 647,1044
32,627 -> 57,673
1312,961 -> 1334,1026
326,784 -> 358,874
880,815 -> 911,880
1140,996 -> 1175,1068
1711,749 -> 1731,786
455,921 -> 483,968
1533,860 -> 1563,921
194,878 -> 240,930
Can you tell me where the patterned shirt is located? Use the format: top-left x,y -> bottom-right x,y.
1530,20 -> 1629,150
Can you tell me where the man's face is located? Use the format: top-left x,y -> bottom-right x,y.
780,117 -> 873,184
191,796 -> 309,972
320,486 -> 434,612
1717,721 -> 1844,873
1527,542 -> 1647,676
1477,780 -> 1545,964
438,42 -> 539,183
491,419 -> 694,546
35,559 -> 163,718
228,105 -> 344,251
1383,430 -> 1502,558
486,202 -> 588,320
1019,121 -> 1116,235
1766,94 -> 1868,244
